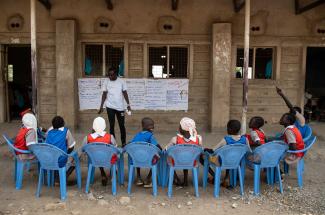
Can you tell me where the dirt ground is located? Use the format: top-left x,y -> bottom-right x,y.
0,122 -> 324,215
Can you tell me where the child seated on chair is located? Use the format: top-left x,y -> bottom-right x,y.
166,117 -> 202,186
130,117 -> 161,188
19,108 -> 47,142
83,116 -> 117,186
14,113 -> 37,160
202,120 -> 250,187
276,87 -> 307,137
46,116 -> 76,181
279,113 -> 305,165
246,116 -> 267,148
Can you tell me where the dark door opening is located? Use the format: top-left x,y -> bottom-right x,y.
6,46 -> 32,120
305,47 -> 325,122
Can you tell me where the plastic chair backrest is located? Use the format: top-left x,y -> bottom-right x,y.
302,125 -> 312,142
2,134 -> 31,158
166,144 -> 203,168
302,135 -> 316,155
254,141 -> 288,168
124,142 -> 161,167
213,144 -> 249,169
29,143 -> 67,170
82,142 -> 121,168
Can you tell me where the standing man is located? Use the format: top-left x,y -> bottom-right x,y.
98,68 -> 131,147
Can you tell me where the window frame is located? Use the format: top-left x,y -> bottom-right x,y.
235,46 -> 276,80
82,42 -> 124,77
147,44 -> 189,79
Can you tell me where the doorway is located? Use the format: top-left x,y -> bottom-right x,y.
305,47 -> 325,121
3,45 -> 32,121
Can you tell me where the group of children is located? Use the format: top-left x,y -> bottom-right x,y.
12,87 -> 306,188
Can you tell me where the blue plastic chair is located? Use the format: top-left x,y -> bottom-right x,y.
82,143 -> 122,196
2,134 -> 39,190
283,125 -> 313,175
251,141 -> 288,195
285,136 -> 317,188
29,143 -> 81,200
165,144 -> 203,198
203,144 -> 249,198
124,142 -> 161,196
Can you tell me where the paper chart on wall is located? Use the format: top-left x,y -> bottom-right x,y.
166,79 -> 189,110
78,78 -> 102,110
125,79 -> 146,110
145,79 -> 167,110
78,78 -> 189,111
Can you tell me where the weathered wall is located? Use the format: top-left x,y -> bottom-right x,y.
0,0 -> 324,132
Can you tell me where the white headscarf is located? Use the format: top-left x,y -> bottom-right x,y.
180,117 -> 198,142
22,113 -> 37,131
93,117 -> 106,134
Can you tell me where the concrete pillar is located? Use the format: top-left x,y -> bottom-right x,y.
0,45 -> 5,122
210,23 -> 232,131
56,20 -> 76,128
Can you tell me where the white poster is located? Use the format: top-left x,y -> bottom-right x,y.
145,79 -> 167,110
125,79 -> 146,110
78,78 -> 189,111
166,79 -> 189,110
78,78 -> 102,110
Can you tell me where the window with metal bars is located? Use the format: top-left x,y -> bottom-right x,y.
148,45 -> 188,78
84,44 -> 124,77
235,47 -> 274,79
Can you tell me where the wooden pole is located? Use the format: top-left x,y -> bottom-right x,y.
31,0 -> 38,116
241,0 -> 250,134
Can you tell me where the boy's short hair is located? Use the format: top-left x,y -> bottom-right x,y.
227,120 -> 241,135
52,116 -> 65,129
293,106 -> 302,114
282,113 -> 296,125
250,116 -> 265,128
141,117 -> 154,128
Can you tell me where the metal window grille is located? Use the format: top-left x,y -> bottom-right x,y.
148,45 -> 188,78
84,44 -> 103,76
84,44 -> 124,76
235,47 -> 274,79
105,45 -> 124,76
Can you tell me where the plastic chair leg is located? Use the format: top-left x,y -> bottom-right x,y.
276,164 -> 283,193
202,156 -> 208,189
59,167 -> 67,200
254,164 -> 261,196
90,166 -> 95,184
118,153 -> 125,185
85,164 -> 93,193
238,166 -> 244,196
36,168 -> 44,198
14,159 -> 17,182
167,167 -> 174,198
270,168 -> 275,185
46,170 -> 50,186
74,158 -> 82,190
127,165 -> 134,195
152,165 -> 158,196
15,161 -> 25,190
112,164 -> 117,196
213,167 -> 221,198
241,159 -> 246,185
193,167 -> 199,197
297,159 -> 303,188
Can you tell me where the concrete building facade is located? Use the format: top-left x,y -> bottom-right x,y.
0,0 -> 324,132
